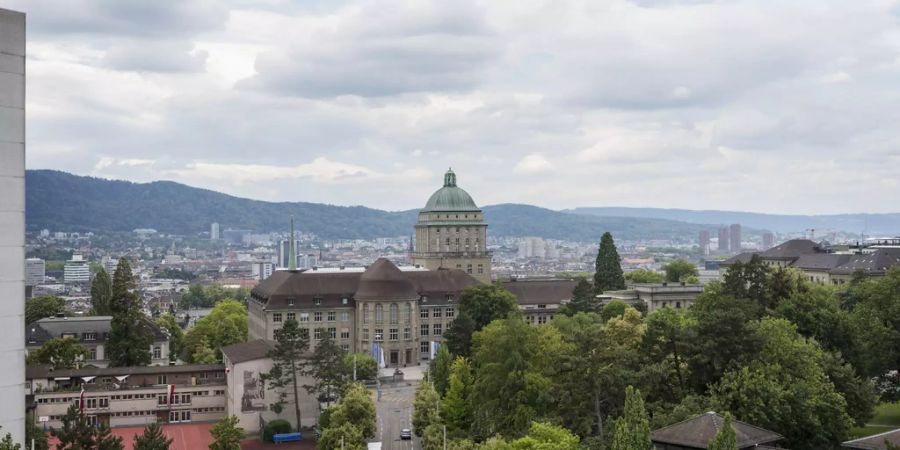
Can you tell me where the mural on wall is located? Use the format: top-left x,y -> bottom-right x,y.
241,370 -> 266,412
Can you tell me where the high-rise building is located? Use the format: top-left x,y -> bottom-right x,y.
210,222 -> 220,240
412,169 -> 492,283
699,230 -> 711,255
718,227 -> 729,251
276,239 -> 302,268
0,7 -> 26,442
24,258 -> 45,286
517,237 -> 546,259
762,232 -> 775,250
251,261 -> 274,280
730,224 -> 742,253
64,254 -> 91,283
101,255 -> 119,275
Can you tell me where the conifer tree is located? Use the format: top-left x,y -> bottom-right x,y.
305,334 -> 346,405
708,413 -> 737,450
594,232 -> 625,294
562,278 -> 598,315
106,258 -> 152,367
96,421 -> 124,450
611,386 -> 652,450
132,422 -> 172,450
431,344 -> 452,397
51,404 -> 96,450
442,356 -> 474,433
264,319 -> 310,431
90,269 -> 112,315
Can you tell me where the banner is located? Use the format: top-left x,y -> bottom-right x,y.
430,341 -> 441,360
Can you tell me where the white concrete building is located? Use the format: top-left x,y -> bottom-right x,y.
64,254 -> 91,283
210,222 -> 220,240
0,7 -> 26,443
25,258 -> 45,286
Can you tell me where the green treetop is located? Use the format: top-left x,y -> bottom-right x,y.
90,269 -> 113,315
707,413 -> 737,450
663,259 -> 699,283
132,422 -> 173,450
611,386 -> 652,450
595,232 -> 626,293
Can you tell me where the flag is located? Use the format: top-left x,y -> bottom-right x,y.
371,342 -> 386,369
430,341 -> 441,360
167,384 -> 175,405
79,388 -> 85,416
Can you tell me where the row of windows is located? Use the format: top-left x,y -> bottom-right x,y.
420,307 -> 455,319
434,226 -> 480,233
362,303 -> 412,325
156,372 -> 224,384
287,298 -> 351,307
273,311 -> 350,323
360,327 -> 414,341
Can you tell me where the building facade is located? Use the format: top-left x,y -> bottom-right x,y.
699,231 -> 710,256
25,258 -> 45,287
64,254 -> 90,283
0,7 -> 26,443
210,222 -> 220,240
729,224 -> 742,253
412,169 -> 492,284
717,227 -> 729,251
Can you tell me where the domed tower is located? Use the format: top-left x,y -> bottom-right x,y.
412,169 -> 492,283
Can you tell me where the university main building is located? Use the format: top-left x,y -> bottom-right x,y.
248,170 -> 503,367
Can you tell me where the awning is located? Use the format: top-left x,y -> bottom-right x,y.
114,375 -> 129,382
80,376 -> 95,383
53,377 -> 70,381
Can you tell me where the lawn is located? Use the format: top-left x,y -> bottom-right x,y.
850,402 -> 900,438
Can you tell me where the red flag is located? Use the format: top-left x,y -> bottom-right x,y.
167,384 -> 175,405
79,388 -> 85,416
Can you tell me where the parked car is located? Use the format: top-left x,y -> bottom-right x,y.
400,429 -> 412,440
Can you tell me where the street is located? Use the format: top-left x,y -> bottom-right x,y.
373,381 -> 420,450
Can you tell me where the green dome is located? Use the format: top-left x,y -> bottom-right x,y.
422,169 -> 480,212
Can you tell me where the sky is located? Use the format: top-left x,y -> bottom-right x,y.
8,0 -> 900,214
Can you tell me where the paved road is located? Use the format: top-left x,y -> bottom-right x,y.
373,381 -> 420,450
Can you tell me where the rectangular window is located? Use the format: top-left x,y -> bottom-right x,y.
287,298 -> 294,306
157,375 -> 167,385
467,264 -> 472,274
83,332 -> 96,341
340,328 -> 350,340
314,312 -> 322,322
446,308 -> 455,318
314,328 -> 323,340
287,312 -> 296,321
153,346 -> 161,359
420,308 -> 429,319
362,328 -> 369,340
433,308 -> 441,318
341,344 -> 350,352
389,328 -> 398,341
99,397 -> 109,408
420,342 -> 429,354
298,312 -> 309,322
420,324 -> 429,336
89,348 -> 97,360
374,329 -> 384,341
446,294 -> 454,301
537,316 -> 547,325
478,264 -> 484,274
342,297 -> 349,305
314,297 -> 323,306
433,323 -> 442,336
157,394 -> 168,405
537,304 -> 546,309
328,311 -> 336,321
328,327 -> 336,339
404,327 -> 411,339
341,311 -> 350,322
273,313 -> 282,323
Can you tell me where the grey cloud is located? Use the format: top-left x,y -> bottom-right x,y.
101,40 -> 209,73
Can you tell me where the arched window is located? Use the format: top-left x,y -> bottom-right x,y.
390,303 -> 398,324
406,303 -> 412,324
375,304 -> 383,323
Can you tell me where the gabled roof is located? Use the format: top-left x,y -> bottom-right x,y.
26,315 -> 167,346
720,252 -> 756,267
831,249 -> 900,275
759,239 -> 822,260
222,339 -> 274,364
843,428 -> 900,450
651,412 -> 783,449
356,258 -> 420,301
793,253 -> 852,270
501,279 -> 579,305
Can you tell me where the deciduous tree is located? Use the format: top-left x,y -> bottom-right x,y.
90,269 -> 112,315
431,344 -> 452,397
25,295 -> 66,325
663,259 -> 699,283
209,415 -> 245,450
27,337 -> 89,369
442,356 -> 474,433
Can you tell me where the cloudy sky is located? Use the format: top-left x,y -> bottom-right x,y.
8,0 -> 900,214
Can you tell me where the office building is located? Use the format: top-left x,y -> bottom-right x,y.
729,224 -> 742,253
718,227 -> 729,251
0,8 -> 26,443
101,255 -> 119,275
517,237 -> 547,259
210,222 -> 220,240
64,254 -> 91,283
699,230 -> 710,255
251,261 -> 274,281
24,258 -> 45,287
762,232 -> 775,250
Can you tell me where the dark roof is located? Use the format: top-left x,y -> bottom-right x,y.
26,316 -> 167,346
843,428 -> 900,450
26,363 -> 225,380
759,239 -> 822,260
831,249 -> 900,275
651,412 -> 783,449
501,279 -> 579,305
251,264 -> 479,309
793,253 -> 852,270
221,339 -> 274,364
356,258 -> 420,301
720,252 -> 756,267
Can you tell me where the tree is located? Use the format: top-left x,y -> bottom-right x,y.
413,382 -> 441,436
51,404 -> 96,450
329,383 -> 377,439
318,423 -> 365,450
96,421 -> 124,450
264,319 -> 310,431
600,300 -> 628,323
181,300 -> 247,363
90,269 -> 113,315
209,415 -> 245,450
610,386 -> 651,450
0,429 -> 19,450
132,422 -> 173,450
594,232 -> 625,293
25,295 -> 66,324
560,279 -> 598,316
721,255 -> 769,306
458,284 -> 520,331
25,417 -> 49,450
305,334 -> 346,404
625,269 -> 665,284
155,313 -> 184,361
27,337 -> 89,369
663,260 -> 699,283
343,353 -> 377,382
431,344 -> 452,397
444,312 -> 476,357
640,308 -> 696,406
420,423 -> 446,450
509,422 -> 580,450
191,337 -> 218,364
106,258 -> 153,367
707,413 -> 736,450
442,357 -> 475,433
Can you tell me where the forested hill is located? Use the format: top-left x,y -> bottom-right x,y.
27,170 -> 719,241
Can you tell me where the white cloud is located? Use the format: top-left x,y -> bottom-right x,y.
513,153 -> 554,174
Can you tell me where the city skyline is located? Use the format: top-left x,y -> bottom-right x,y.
7,1 -> 900,215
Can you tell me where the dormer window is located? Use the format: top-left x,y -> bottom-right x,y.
287,298 -> 295,306
342,297 -> 349,305
83,332 -> 97,341
314,297 -> 323,306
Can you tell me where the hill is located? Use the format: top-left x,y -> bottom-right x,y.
26,170 -> 718,241
568,207 -> 900,235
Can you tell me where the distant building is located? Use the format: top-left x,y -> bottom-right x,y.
64,254 -> 91,283
210,222 -> 220,240
600,283 -> 704,313
698,230 -> 710,255
222,229 -> 251,245
101,255 -> 119,275
502,278 -> 578,325
26,316 -> 170,368
729,224 -> 742,253
27,364 -> 226,429
25,258 -> 45,286
517,237 -> 547,259
718,227 -> 729,251
651,411 -> 783,450
762,232 -> 775,250
251,261 -> 274,281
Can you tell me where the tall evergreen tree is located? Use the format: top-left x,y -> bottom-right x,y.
442,356 -> 475,433
264,319 -> 310,430
96,421 -> 124,450
51,404 -> 96,450
90,269 -> 112,315
431,344 -> 452,397
106,258 -> 152,367
611,386 -> 652,450
132,422 -> 172,450
561,278 -> 598,316
594,232 -> 625,294
305,334 -> 346,404
708,413 -> 737,450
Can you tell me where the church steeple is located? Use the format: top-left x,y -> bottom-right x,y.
288,216 -> 297,271
443,168 -> 457,187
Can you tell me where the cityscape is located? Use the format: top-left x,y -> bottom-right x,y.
3,3 -> 900,450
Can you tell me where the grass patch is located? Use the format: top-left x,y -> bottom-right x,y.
850,402 -> 900,438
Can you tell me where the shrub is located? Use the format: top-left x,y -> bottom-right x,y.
263,419 -> 292,442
